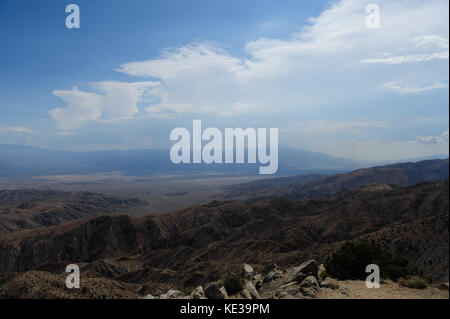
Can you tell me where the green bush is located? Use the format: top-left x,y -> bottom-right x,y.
325,240 -> 421,281
223,274 -> 243,295
319,270 -> 329,280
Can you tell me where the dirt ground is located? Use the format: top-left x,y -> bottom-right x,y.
317,280 -> 449,299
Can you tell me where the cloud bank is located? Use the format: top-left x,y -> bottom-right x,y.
45,0 -> 448,161
112,0 -> 448,119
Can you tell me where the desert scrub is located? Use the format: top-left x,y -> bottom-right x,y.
223,274 -> 243,295
319,270 -> 329,280
398,276 -> 429,289
325,240 -> 421,281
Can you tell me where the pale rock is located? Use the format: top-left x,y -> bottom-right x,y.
264,269 -> 283,283
275,282 -> 300,297
299,275 -> 320,298
242,264 -> 254,279
167,289 -> 184,298
190,286 -> 206,299
283,260 -> 318,284
338,286 -> 351,296
244,280 -> 260,299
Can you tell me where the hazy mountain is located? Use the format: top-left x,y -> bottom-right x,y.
225,159 -> 449,200
0,179 -> 447,299
0,144 -> 366,177
383,154 -> 449,164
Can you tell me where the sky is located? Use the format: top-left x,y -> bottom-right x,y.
0,0 -> 448,161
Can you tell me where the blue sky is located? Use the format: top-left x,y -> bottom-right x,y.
0,0 -> 448,161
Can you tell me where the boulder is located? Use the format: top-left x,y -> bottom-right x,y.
254,276 -> 263,291
299,275 -> 320,298
190,286 -> 206,299
204,282 -> 228,299
140,294 -> 157,299
338,286 -> 351,296
244,281 -> 260,299
283,260 -> 318,284
242,264 -> 254,279
320,277 -> 339,290
219,286 -> 229,298
275,282 -> 300,297
300,275 -> 320,288
262,263 -> 278,274
165,289 -> 185,299
294,272 -> 308,284
297,260 -> 319,277
264,269 -> 283,283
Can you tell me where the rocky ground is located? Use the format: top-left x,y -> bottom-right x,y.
1,259 -> 447,299
140,260 -> 449,300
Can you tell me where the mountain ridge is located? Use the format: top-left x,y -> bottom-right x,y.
225,158 -> 449,201
0,189 -> 147,235
0,179 -> 447,295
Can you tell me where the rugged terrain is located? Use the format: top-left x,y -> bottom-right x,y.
0,189 -> 147,235
225,159 -> 449,201
1,260 -> 448,299
0,178 -> 447,298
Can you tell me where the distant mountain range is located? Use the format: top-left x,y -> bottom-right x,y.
0,144 -> 367,177
225,159 -> 449,201
1,144 -> 448,177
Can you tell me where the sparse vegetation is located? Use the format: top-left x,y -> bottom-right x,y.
398,276 -> 429,289
222,274 -> 243,295
319,270 -> 329,280
325,240 -> 422,281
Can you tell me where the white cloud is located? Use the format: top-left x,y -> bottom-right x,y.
413,35 -> 449,49
361,52 -> 448,64
93,81 -> 158,120
49,81 -> 157,130
362,35 -> 449,64
114,0 -> 448,118
0,127 -> 34,134
49,88 -> 103,130
383,80 -> 448,94
415,130 -> 449,144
